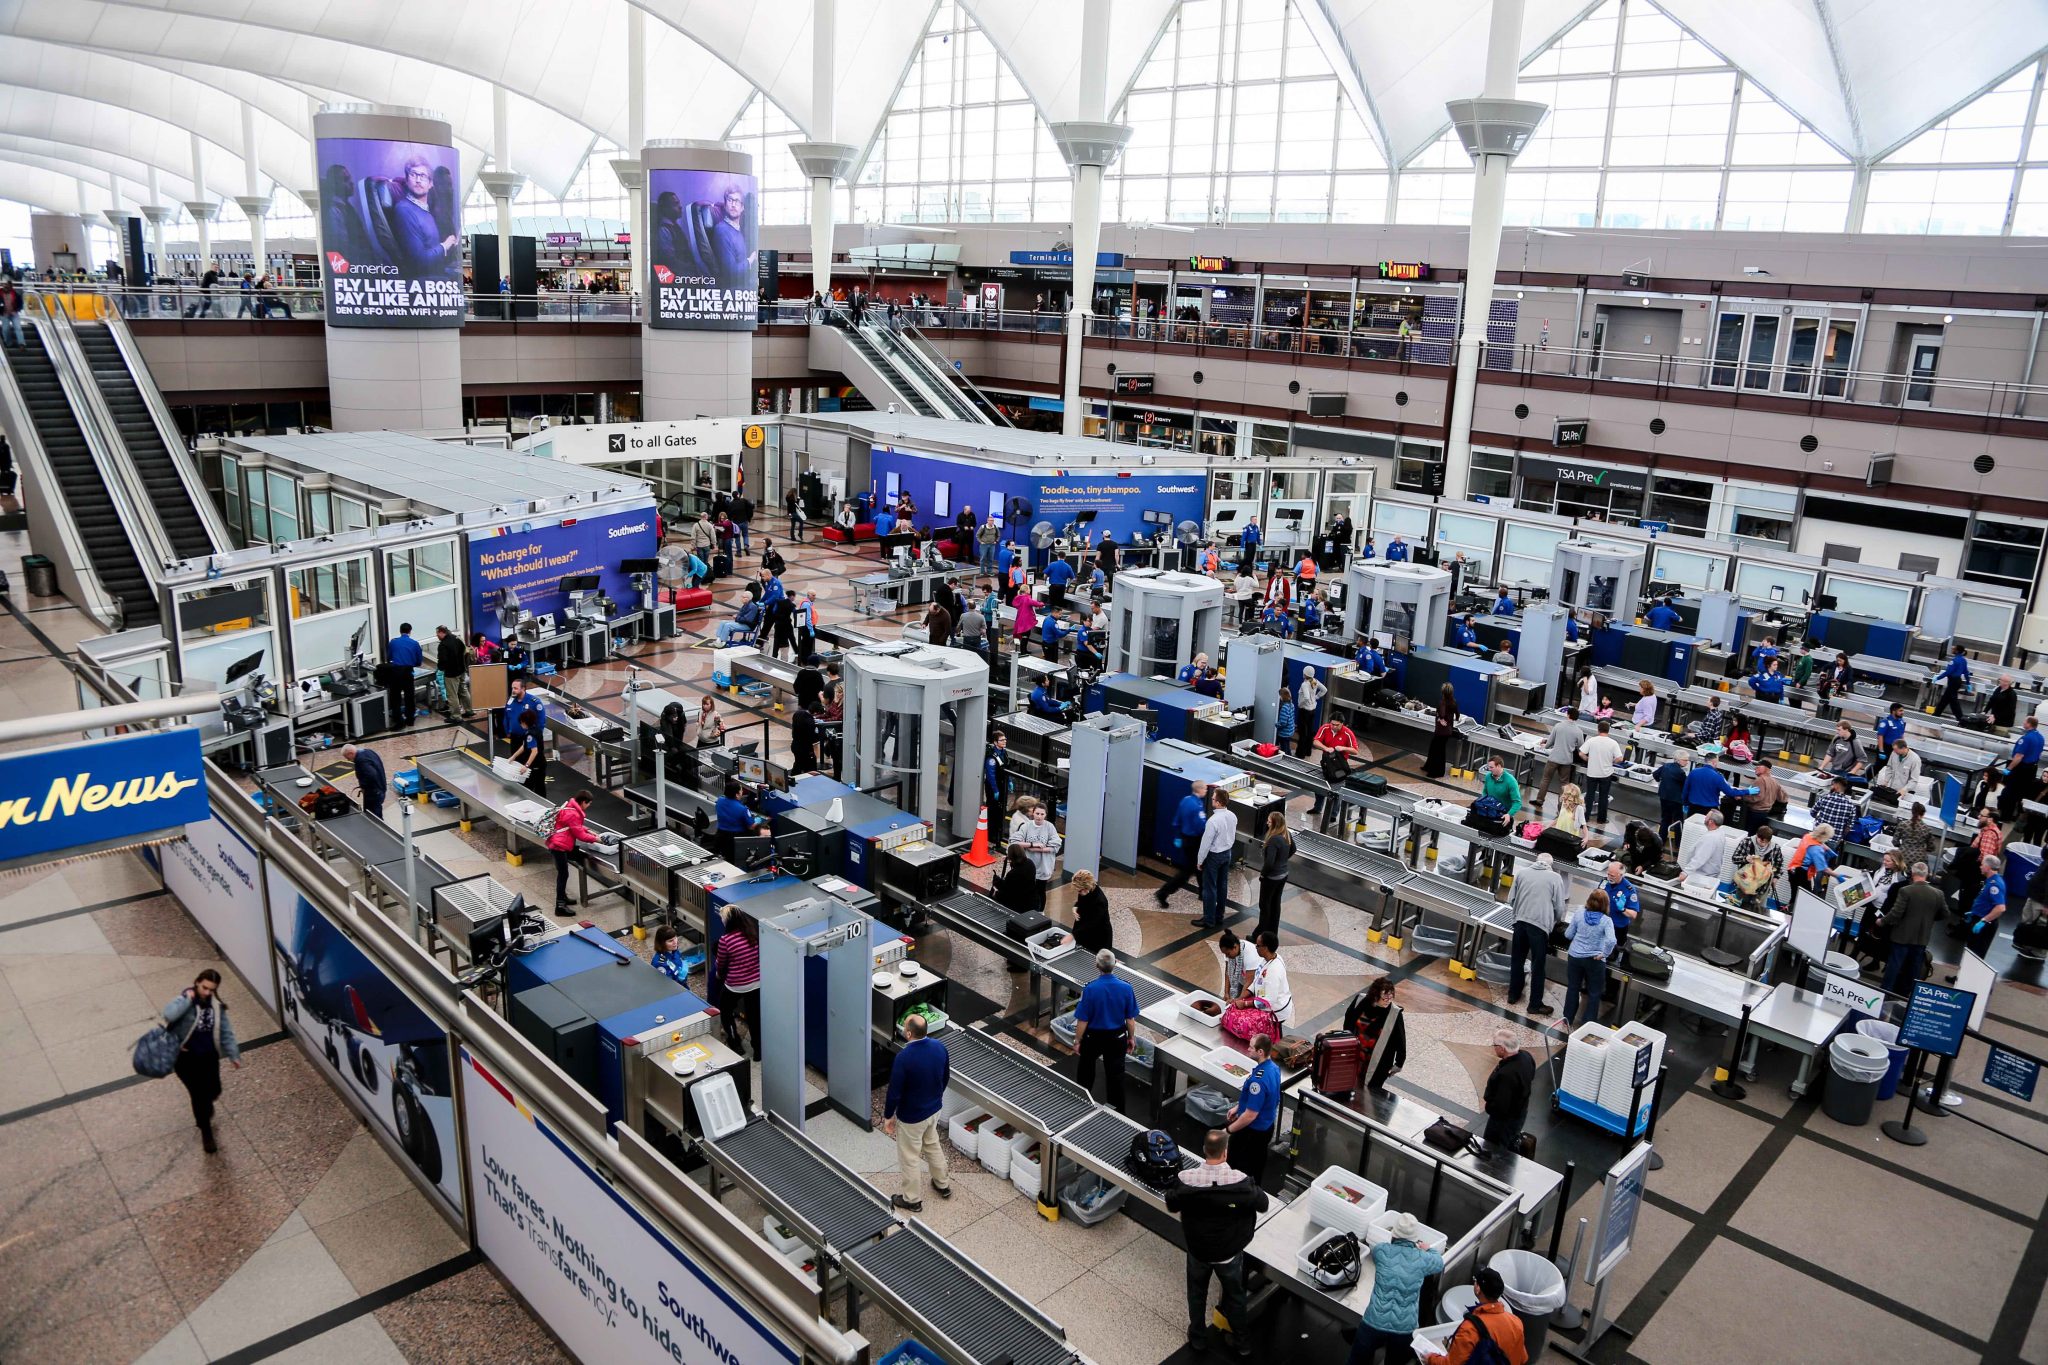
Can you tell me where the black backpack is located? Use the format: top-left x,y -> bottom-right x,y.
1461,1309 -> 1515,1365
1126,1129 -> 1183,1187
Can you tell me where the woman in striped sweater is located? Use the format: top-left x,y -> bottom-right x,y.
714,911 -> 763,1060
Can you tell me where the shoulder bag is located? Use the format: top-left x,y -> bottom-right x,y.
132,1014 -> 181,1078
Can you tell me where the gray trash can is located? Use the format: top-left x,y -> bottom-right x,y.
1822,1034 -> 1889,1126
1490,1248 -> 1569,1355
21,554 -> 56,598
1854,1020 -> 1909,1100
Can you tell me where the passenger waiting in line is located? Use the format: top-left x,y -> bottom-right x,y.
1560,891 -> 1618,1027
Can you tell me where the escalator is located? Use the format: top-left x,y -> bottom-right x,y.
882,323 -> 1014,427
832,318 -> 942,417
4,322 -> 158,627
73,323 -> 219,562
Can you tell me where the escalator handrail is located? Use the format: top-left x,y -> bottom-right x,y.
97,307 -> 233,557
0,312 -> 125,627
901,322 -> 1013,427
30,295 -> 178,578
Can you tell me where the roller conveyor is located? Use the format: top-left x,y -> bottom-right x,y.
1040,948 -> 1180,1012
933,890 -> 1020,940
701,1115 -> 896,1252
1399,873 -> 1502,921
938,1029 -> 1097,1136
1293,830 -> 1411,889
1058,1108 -> 1196,1178
845,1225 -> 1076,1365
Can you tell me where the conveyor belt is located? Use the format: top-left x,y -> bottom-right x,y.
705,1118 -> 896,1251
848,1225 -> 1075,1365
934,890 -> 1017,940
1399,874 -> 1501,921
1293,830 -> 1411,889
1058,1108 -> 1196,1177
938,1030 -> 1096,1136
1040,948 -> 1179,1012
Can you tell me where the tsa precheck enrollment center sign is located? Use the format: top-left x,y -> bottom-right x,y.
0,729 -> 210,867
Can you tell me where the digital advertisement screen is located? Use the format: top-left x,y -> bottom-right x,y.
647,167 -> 758,331
316,136 -> 466,327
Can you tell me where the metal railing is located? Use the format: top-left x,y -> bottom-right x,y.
42,282 -> 2042,421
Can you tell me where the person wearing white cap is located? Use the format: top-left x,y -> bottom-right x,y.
1347,1210 -> 1445,1365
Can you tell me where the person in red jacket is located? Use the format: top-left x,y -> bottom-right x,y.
546,789 -> 605,916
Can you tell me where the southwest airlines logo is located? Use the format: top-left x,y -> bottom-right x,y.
0,730 -> 210,864
608,521 -> 651,538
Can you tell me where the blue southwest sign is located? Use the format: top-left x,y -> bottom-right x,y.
0,729 -> 210,864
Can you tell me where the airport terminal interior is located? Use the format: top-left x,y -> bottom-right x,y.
6,2 -> 2048,1364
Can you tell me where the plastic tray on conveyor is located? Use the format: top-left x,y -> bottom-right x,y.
1293,830 -> 1412,890
1039,947 -> 1179,1012
847,1224 -> 1076,1365
937,1029 -> 1097,1136
703,1116 -> 896,1252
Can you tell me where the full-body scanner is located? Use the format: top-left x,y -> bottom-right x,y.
1108,568 -> 1225,677
841,642 -> 989,842
1344,562 -> 1453,651
1550,540 -> 1646,621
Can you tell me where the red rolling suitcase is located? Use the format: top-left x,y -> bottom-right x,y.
1313,1028 -> 1363,1097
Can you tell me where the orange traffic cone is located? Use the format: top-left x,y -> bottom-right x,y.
962,804 -> 999,867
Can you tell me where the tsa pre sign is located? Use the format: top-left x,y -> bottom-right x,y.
461,1052 -> 798,1365
0,729 -> 209,864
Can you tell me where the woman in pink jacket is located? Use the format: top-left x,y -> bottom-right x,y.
546,789 -> 604,916
1012,591 -> 1039,651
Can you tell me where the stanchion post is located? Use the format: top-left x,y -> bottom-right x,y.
1711,1002 -> 1753,1100
1552,1216 -> 1589,1333
1881,1048 -> 1929,1147
1643,1064 -> 1670,1171
1918,1052 -> 1958,1117
1547,1160 -> 1577,1262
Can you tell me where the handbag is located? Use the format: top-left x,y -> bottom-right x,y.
1422,1117 -> 1480,1157
1220,1000 -> 1280,1042
132,1020 -> 180,1078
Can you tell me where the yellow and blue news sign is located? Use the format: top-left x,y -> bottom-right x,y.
0,729 -> 210,866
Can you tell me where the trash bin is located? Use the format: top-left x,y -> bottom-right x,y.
1822,1034 -> 1890,1125
1854,1020 -> 1909,1101
1491,1248 -> 1569,1356
21,554 -> 56,598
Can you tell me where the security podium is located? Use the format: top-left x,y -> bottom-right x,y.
842,641 -> 989,843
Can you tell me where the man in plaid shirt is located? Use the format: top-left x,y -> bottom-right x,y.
1811,776 -> 1860,847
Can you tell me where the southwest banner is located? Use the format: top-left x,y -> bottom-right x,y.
467,506 -> 658,626
0,729 -> 209,867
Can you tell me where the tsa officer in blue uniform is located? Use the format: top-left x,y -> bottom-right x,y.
1384,535 -> 1409,563
1875,702 -> 1909,754
1224,1033 -> 1283,1184
385,622 -> 425,725
1072,949 -> 1142,1109
1492,589 -> 1516,617
1645,597 -> 1682,632
1935,644 -> 1972,725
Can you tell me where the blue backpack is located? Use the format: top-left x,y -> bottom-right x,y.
1461,1310 -> 1515,1365
1126,1128 -> 1183,1187
1848,816 -> 1884,845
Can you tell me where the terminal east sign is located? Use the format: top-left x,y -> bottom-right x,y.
0,729 -> 210,867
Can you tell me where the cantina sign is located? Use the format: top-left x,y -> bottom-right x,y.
1187,255 -> 1234,273
1378,261 -> 1432,281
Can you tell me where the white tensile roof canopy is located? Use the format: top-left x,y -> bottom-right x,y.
0,0 -> 2041,217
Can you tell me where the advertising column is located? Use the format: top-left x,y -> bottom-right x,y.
313,105 -> 466,432
642,141 -> 756,420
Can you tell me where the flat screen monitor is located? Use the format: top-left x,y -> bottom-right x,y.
761,760 -> 792,792
223,649 -> 266,685
619,557 -> 660,574
735,755 -> 767,785
559,573 -> 602,594
731,835 -> 774,869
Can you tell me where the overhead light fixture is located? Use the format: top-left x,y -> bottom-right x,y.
1528,227 -> 1574,238
1943,313 -> 1955,323
1742,266 -> 1770,276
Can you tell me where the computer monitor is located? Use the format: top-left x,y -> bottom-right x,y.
761,760 -> 792,792
223,649 -> 266,685
731,836 -> 774,869
735,755 -> 767,785
558,573 -> 602,594
345,623 -> 367,660
619,557 -> 660,574
1814,594 -> 1839,612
